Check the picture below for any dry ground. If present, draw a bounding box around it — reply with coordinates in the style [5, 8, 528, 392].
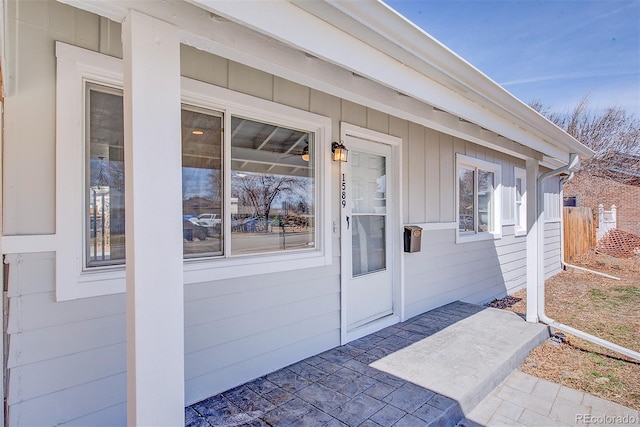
[488, 250, 640, 411]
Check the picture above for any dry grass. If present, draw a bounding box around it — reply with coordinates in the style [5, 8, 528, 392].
[490, 251, 640, 410]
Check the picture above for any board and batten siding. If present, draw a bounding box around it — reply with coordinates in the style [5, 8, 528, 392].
[401, 131, 529, 318]
[544, 221, 563, 278]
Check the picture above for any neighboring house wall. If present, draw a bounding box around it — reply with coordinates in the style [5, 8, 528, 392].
[564, 173, 640, 237]
[2, 2, 561, 425]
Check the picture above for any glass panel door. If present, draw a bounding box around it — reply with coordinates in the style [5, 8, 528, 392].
[344, 141, 393, 332]
[351, 153, 387, 276]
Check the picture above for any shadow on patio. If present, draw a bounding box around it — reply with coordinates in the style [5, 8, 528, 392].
[185, 301, 548, 426]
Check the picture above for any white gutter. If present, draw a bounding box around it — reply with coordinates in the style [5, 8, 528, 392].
[537, 156, 640, 361]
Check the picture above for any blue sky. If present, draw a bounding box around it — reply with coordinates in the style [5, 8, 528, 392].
[384, 0, 640, 118]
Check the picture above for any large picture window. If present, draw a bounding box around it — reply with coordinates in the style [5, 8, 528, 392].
[56, 42, 331, 300]
[84, 98, 319, 261]
[230, 116, 314, 255]
[457, 154, 501, 241]
[180, 112, 316, 257]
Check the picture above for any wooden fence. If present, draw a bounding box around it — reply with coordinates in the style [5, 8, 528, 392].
[563, 207, 596, 262]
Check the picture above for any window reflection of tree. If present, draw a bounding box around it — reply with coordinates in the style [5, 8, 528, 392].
[233, 173, 311, 231]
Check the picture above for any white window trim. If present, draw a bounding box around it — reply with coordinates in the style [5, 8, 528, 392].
[514, 166, 527, 236]
[56, 42, 332, 301]
[455, 153, 502, 243]
[180, 79, 332, 284]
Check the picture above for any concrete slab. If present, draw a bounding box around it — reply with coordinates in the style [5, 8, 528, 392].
[370, 306, 549, 413]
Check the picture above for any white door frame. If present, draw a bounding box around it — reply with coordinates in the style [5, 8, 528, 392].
[340, 122, 403, 344]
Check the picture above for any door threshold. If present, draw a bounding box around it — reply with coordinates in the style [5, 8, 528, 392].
[343, 314, 400, 345]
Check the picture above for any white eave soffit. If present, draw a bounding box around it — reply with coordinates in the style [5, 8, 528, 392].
[187, 0, 590, 163]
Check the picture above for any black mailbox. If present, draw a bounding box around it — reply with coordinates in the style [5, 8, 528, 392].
[404, 225, 422, 253]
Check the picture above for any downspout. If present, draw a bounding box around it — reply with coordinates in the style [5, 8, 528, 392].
[559, 174, 620, 281]
[537, 154, 640, 361]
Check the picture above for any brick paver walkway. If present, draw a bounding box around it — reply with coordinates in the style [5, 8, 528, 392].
[464, 370, 640, 427]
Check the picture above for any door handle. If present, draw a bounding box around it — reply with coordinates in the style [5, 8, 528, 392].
[346, 216, 350, 230]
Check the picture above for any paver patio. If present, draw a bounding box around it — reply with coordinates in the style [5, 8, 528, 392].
[185, 301, 637, 426]
[185, 302, 513, 426]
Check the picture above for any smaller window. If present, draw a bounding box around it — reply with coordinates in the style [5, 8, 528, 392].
[86, 84, 126, 268]
[181, 106, 224, 258]
[457, 154, 501, 241]
[514, 167, 527, 235]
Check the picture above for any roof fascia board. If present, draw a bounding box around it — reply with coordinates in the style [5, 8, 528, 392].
[299, 0, 592, 159]
[57, 0, 127, 21]
[188, 0, 575, 162]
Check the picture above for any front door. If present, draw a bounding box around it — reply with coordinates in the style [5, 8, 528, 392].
[341, 134, 396, 342]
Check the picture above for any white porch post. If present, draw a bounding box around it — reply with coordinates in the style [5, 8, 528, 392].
[122, 10, 184, 426]
[525, 159, 539, 323]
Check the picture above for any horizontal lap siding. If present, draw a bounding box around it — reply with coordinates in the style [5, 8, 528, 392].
[183, 268, 341, 404]
[544, 176, 563, 278]
[180, 49, 350, 405]
[5, 254, 127, 426]
[404, 227, 528, 319]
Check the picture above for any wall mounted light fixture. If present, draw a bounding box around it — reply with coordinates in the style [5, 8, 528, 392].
[301, 145, 310, 162]
[331, 141, 348, 163]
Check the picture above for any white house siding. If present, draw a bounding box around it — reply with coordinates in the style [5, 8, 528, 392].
[5, 253, 127, 426]
[544, 221, 563, 278]
[401, 131, 529, 319]
[2, 5, 342, 422]
[403, 226, 527, 319]
[543, 176, 563, 278]
[2, 1, 564, 425]
[3, 2, 128, 425]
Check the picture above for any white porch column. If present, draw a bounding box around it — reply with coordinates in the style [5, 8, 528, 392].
[525, 159, 539, 323]
[122, 10, 184, 426]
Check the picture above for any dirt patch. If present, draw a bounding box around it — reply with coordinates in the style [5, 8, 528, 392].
[488, 250, 640, 410]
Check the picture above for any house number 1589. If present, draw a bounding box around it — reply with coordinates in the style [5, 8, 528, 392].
[341, 173, 347, 208]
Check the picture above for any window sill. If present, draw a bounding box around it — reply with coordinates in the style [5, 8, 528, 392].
[514, 228, 527, 237]
[456, 231, 502, 244]
[58, 250, 331, 301]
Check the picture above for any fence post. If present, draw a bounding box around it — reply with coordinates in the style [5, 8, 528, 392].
[611, 204, 617, 225]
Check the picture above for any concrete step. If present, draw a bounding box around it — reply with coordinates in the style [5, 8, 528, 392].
[370, 302, 550, 426]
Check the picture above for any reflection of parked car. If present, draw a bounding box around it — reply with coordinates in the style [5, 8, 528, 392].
[459, 214, 473, 231]
[183, 218, 208, 241]
[192, 213, 221, 227]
